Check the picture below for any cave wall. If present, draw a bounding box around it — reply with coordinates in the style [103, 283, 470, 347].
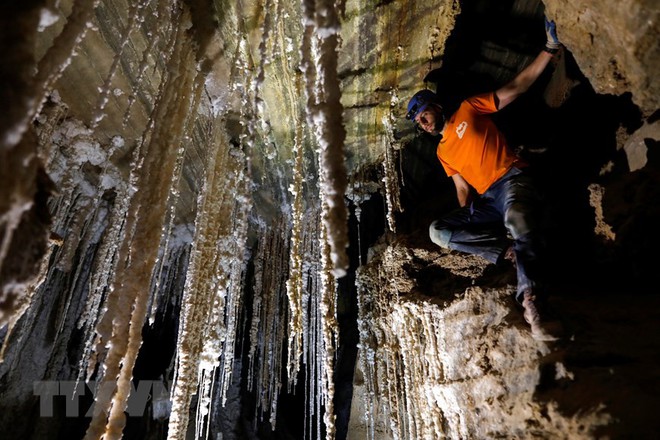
[0, 0, 658, 439]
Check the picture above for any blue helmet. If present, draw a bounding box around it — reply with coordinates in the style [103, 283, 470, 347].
[406, 89, 437, 120]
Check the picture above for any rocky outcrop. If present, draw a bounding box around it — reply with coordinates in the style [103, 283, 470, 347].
[544, 0, 659, 115]
[351, 235, 660, 439]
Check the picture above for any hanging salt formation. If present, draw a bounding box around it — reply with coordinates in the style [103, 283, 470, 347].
[247, 219, 290, 429]
[44, 115, 135, 388]
[83, 5, 203, 439]
[356, 245, 467, 440]
[289, 205, 338, 440]
[226, 0, 350, 435]
[300, 0, 349, 278]
[286, 92, 306, 386]
[355, 240, 613, 439]
[381, 104, 403, 233]
[167, 129, 251, 440]
[157, 3, 256, 438]
[3, 0, 348, 437]
[297, 0, 349, 437]
[316, 219, 338, 440]
[122, 0, 170, 128]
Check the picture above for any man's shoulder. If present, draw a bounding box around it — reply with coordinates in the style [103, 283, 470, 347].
[464, 92, 496, 105]
[462, 92, 497, 114]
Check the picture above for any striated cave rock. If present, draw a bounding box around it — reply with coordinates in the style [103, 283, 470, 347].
[0, 0, 659, 439]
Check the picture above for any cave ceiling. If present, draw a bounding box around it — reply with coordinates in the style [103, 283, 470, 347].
[30, 0, 659, 226]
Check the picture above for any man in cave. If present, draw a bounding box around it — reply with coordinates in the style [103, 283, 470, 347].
[405, 17, 563, 341]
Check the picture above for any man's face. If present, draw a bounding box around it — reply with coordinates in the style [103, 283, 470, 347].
[415, 106, 441, 135]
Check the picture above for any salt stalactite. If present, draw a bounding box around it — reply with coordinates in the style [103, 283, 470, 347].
[161, 55, 250, 439]
[286, 103, 306, 387]
[286, 202, 339, 440]
[355, 187, 363, 266]
[145, 224, 191, 330]
[310, 266, 321, 440]
[83, 7, 201, 439]
[228, 16, 294, 432]
[254, 0, 274, 107]
[148, 66, 205, 326]
[297, 0, 348, 431]
[215, 173, 251, 406]
[91, 0, 150, 128]
[381, 105, 403, 233]
[301, 207, 321, 439]
[299, 0, 349, 278]
[296, 206, 320, 440]
[28, 103, 133, 382]
[42, 119, 111, 274]
[356, 247, 414, 439]
[188, 166, 251, 438]
[345, 172, 381, 267]
[79, 186, 131, 382]
[224, 17, 295, 431]
[167, 117, 251, 440]
[203, 164, 250, 421]
[246, 242, 263, 393]
[246, 219, 290, 430]
[249, 0, 292, 206]
[121, 32, 158, 128]
[247, 213, 311, 433]
[318, 217, 338, 440]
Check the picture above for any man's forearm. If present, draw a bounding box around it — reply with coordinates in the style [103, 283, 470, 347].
[456, 187, 470, 207]
[514, 50, 554, 93]
[451, 174, 471, 207]
[496, 50, 554, 109]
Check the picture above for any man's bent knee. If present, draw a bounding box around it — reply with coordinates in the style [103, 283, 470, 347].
[429, 221, 452, 248]
[504, 204, 534, 239]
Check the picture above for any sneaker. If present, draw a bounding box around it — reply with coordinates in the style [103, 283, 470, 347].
[522, 290, 563, 341]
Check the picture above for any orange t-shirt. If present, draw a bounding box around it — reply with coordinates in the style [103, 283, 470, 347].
[437, 92, 524, 194]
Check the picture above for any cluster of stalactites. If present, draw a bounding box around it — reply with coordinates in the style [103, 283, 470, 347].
[247, 218, 291, 429]
[240, 0, 346, 436]
[247, 202, 339, 440]
[167, 128, 251, 440]
[1, 0, 347, 438]
[0, 0, 217, 438]
[286, 97, 306, 387]
[1, 5, 200, 440]
[83, 4, 205, 439]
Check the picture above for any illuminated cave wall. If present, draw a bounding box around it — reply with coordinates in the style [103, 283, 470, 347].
[0, 0, 659, 439]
